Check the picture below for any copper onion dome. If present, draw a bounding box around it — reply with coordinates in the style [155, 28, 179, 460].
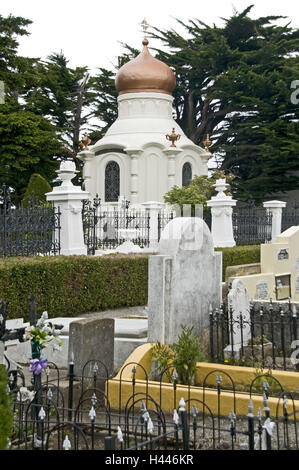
[115, 38, 176, 95]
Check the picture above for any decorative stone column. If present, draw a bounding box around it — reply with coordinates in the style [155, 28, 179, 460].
[126, 148, 142, 204]
[141, 201, 166, 250]
[200, 150, 212, 176]
[46, 161, 89, 255]
[263, 200, 287, 242]
[207, 179, 237, 248]
[79, 150, 94, 193]
[163, 148, 182, 189]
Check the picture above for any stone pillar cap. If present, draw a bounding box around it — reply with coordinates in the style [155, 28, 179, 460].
[141, 201, 166, 209]
[207, 198, 237, 207]
[263, 200, 287, 208]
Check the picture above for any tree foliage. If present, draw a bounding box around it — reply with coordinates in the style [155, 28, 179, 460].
[0, 7, 298, 202]
[0, 15, 60, 201]
[149, 6, 299, 201]
[164, 170, 235, 209]
[22, 173, 52, 207]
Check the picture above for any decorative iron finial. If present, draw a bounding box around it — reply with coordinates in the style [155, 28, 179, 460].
[79, 132, 91, 151]
[203, 133, 212, 152]
[166, 128, 181, 148]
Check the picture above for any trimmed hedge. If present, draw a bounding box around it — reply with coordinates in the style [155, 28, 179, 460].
[0, 366, 13, 450]
[0, 246, 260, 320]
[216, 245, 260, 281]
[0, 254, 149, 321]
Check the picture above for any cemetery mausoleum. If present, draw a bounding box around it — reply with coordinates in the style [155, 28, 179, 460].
[78, 38, 211, 205]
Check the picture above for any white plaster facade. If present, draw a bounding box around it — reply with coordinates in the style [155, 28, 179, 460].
[78, 91, 211, 205]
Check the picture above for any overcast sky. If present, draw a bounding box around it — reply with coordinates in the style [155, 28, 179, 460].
[1, 0, 299, 73]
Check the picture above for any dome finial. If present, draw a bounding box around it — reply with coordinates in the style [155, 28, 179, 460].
[140, 19, 150, 46]
[115, 18, 176, 96]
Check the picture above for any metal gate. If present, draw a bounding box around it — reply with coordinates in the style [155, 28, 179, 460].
[232, 204, 272, 245]
[82, 196, 150, 254]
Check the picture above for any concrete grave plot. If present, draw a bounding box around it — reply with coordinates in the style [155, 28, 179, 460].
[228, 226, 299, 302]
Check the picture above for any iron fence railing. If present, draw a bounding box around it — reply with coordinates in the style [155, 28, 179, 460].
[82, 197, 150, 254]
[157, 210, 174, 241]
[1, 294, 299, 451]
[0, 295, 298, 451]
[232, 204, 272, 245]
[282, 204, 299, 232]
[209, 299, 299, 372]
[0, 184, 60, 257]
[5, 356, 299, 451]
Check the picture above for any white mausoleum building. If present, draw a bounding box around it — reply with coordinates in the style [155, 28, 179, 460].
[78, 38, 211, 205]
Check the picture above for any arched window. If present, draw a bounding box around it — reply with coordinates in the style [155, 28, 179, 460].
[105, 161, 120, 202]
[182, 162, 192, 187]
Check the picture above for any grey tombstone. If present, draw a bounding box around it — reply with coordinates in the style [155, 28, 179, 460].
[68, 318, 114, 377]
[147, 217, 222, 345]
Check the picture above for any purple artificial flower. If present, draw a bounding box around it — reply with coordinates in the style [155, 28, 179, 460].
[29, 358, 48, 375]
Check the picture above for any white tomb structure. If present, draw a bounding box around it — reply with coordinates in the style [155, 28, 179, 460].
[78, 38, 211, 205]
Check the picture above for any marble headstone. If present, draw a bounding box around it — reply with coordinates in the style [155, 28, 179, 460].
[147, 217, 222, 345]
[225, 278, 251, 357]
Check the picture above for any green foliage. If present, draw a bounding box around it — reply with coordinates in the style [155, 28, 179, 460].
[149, 6, 299, 201]
[0, 246, 259, 318]
[22, 173, 52, 207]
[0, 254, 149, 320]
[164, 170, 235, 214]
[152, 326, 210, 385]
[151, 343, 175, 383]
[0, 15, 61, 201]
[248, 335, 270, 346]
[172, 326, 205, 385]
[0, 103, 60, 203]
[215, 245, 260, 281]
[0, 366, 13, 450]
[247, 364, 281, 395]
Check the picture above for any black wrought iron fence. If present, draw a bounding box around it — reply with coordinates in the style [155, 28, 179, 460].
[209, 300, 299, 371]
[5, 356, 299, 451]
[82, 197, 150, 254]
[232, 204, 272, 245]
[0, 184, 61, 257]
[157, 210, 174, 241]
[282, 203, 299, 232]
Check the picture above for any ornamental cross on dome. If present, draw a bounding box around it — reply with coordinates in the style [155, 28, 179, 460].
[140, 18, 149, 38]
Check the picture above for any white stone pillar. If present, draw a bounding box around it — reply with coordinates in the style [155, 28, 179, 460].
[263, 200, 287, 242]
[79, 150, 94, 193]
[200, 150, 212, 176]
[126, 148, 142, 204]
[163, 148, 182, 189]
[141, 201, 166, 250]
[207, 179, 237, 248]
[46, 161, 89, 256]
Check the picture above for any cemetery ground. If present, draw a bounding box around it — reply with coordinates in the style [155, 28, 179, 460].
[2, 218, 299, 451]
[5, 310, 299, 452]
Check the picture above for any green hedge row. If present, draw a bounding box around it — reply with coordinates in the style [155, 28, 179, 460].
[0, 366, 13, 450]
[0, 254, 149, 321]
[0, 246, 260, 320]
[216, 245, 260, 280]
